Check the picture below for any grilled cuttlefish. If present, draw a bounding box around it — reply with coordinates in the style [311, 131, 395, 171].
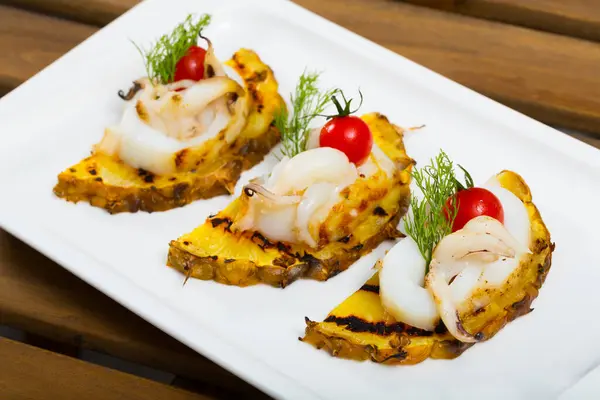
[54, 19, 284, 213]
[302, 170, 553, 364]
[168, 112, 414, 287]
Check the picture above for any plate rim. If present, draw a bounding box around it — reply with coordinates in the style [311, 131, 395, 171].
[1, 0, 599, 399]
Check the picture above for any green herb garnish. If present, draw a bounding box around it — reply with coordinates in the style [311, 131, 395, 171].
[404, 150, 462, 270]
[275, 70, 337, 158]
[322, 89, 363, 119]
[454, 164, 474, 191]
[133, 14, 211, 85]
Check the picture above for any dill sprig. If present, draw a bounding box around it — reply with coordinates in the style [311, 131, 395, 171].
[133, 14, 211, 84]
[404, 150, 461, 270]
[275, 71, 337, 158]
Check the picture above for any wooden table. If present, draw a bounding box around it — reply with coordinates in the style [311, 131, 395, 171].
[1, 0, 599, 398]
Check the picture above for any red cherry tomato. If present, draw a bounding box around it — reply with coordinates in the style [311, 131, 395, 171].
[174, 45, 207, 82]
[444, 187, 504, 232]
[319, 116, 373, 165]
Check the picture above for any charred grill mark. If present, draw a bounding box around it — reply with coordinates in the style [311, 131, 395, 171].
[169, 177, 177, 182]
[299, 253, 320, 268]
[183, 241, 190, 246]
[373, 206, 388, 217]
[69, 168, 76, 173]
[405, 327, 433, 337]
[249, 87, 260, 102]
[137, 168, 155, 183]
[324, 315, 433, 337]
[351, 244, 364, 252]
[277, 242, 290, 253]
[338, 235, 352, 244]
[210, 217, 233, 232]
[380, 350, 408, 363]
[360, 284, 380, 294]
[174, 149, 188, 168]
[324, 315, 396, 335]
[94, 177, 103, 182]
[224, 259, 235, 264]
[206, 65, 215, 78]
[251, 231, 273, 250]
[534, 238, 548, 252]
[89, 169, 97, 176]
[472, 307, 486, 316]
[210, 255, 218, 261]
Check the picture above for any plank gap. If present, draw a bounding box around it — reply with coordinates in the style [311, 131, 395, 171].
[399, 0, 600, 42]
[0, 0, 137, 26]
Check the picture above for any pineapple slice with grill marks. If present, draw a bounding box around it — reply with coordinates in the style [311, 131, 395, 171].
[167, 113, 414, 287]
[53, 49, 284, 213]
[301, 170, 554, 364]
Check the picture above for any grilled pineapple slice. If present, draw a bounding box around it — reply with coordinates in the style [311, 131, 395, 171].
[168, 113, 414, 287]
[54, 49, 284, 213]
[301, 170, 554, 364]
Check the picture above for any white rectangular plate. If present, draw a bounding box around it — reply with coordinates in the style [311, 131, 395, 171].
[2, 0, 600, 398]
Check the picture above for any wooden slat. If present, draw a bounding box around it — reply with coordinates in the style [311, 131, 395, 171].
[4, 1, 600, 137]
[0, 6, 94, 94]
[0, 337, 210, 400]
[0, 0, 136, 26]
[401, 0, 600, 42]
[0, 231, 268, 399]
[293, 0, 600, 136]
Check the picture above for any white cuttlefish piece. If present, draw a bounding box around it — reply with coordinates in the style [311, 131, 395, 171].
[425, 214, 531, 342]
[95, 39, 249, 176]
[233, 137, 400, 248]
[379, 235, 439, 331]
[379, 175, 531, 341]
